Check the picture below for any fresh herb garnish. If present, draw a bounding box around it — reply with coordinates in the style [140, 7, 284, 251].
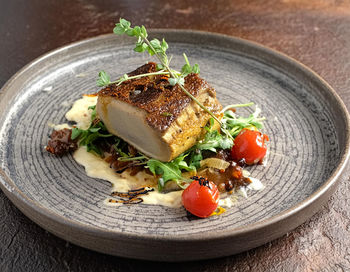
[88, 105, 97, 121]
[147, 159, 184, 191]
[71, 105, 113, 155]
[196, 130, 233, 152]
[71, 122, 113, 156]
[97, 18, 233, 140]
[147, 157, 193, 191]
[97, 70, 171, 87]
[222, 104, 265, 137]
[96, 71, 111, 87]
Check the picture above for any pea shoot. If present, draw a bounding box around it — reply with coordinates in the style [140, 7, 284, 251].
[97, 18, 233, 140]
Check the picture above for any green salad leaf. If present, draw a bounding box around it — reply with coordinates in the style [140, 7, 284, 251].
[223, 104, 265, 137]
[196, 130, 233, 152]
[71, 105, 113, 156]
[147, 159, 184, 191]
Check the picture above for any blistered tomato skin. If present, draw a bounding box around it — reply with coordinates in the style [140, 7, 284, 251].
[182, 179, 219, 218]
[231, 129, 268, 165]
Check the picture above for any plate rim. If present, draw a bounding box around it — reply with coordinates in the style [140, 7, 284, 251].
[1, 29, 350, 244]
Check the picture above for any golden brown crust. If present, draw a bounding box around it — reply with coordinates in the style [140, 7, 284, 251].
[98, 62, 220, 132]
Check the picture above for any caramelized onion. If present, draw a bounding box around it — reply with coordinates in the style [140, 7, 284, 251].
[200, 158, 230, 170]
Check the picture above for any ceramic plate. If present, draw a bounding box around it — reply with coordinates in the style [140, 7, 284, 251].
[0, 31, 349, 261]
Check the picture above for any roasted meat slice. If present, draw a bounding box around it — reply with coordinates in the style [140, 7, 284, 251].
[96, 62, 222, 162]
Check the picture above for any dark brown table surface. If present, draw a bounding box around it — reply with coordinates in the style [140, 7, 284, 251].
[1, 0, 350, 271]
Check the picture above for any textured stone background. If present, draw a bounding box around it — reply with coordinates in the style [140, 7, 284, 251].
[1, 0, 350, 271]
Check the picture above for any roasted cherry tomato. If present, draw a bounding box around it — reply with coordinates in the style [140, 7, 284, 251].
[231, 129, 269, 165]
[182, 177, 219, 218]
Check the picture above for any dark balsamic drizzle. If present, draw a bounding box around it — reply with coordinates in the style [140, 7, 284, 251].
[109, 187, 155, 204]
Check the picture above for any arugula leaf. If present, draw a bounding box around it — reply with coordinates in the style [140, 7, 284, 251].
[173, 154, 196, 172]
[147, 159, 184, 191]
[147, 159, 182, 180]
[145, 152, 198, 191]
[188, 150, 203, 169]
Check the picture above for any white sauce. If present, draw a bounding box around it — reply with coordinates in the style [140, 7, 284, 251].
[56, 95, 265, 209]
[219, 194, 237, 208]
[65, 95, 97, 129]
[248, 177, 265, 191]
[47, 121, 70, 131]
[73, 146, 183, 207]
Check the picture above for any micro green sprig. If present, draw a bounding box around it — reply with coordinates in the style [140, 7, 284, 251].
[96, 70, 171, 87]
[105, 18, 233, 140]
[111, 19, 199, 86]
[222, 103, 266, 137]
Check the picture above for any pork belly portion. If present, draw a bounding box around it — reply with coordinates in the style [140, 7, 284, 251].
[97, 62, 222, 162]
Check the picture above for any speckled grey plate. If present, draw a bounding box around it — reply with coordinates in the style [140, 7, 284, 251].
[0, 31, 349, 261]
